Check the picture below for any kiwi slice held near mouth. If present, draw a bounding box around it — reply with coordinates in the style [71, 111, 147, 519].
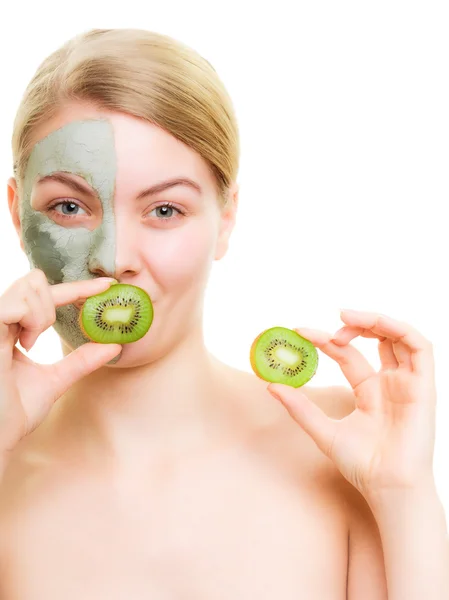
[250, 326, 318, 388]
[80, 283, 154, 344]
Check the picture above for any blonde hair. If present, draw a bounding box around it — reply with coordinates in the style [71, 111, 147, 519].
[11, 28, 240, 208]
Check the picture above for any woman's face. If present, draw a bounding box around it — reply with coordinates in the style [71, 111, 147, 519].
[10, 103, 237, 367]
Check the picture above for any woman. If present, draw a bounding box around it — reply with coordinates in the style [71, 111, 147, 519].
[0, 28, 447, 599]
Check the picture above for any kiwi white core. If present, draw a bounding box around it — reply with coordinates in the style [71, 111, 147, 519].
[276, 347, 299, 366]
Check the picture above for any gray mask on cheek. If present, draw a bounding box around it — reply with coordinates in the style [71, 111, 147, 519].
[19, 119, 117, 353]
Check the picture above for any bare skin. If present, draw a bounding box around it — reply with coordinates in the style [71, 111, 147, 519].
[0, 366, 386, 600]
[1, 103, 388, 598]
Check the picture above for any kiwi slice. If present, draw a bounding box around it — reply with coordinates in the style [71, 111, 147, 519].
[250, 326, 318, 388]
[80, 283, 153, 344]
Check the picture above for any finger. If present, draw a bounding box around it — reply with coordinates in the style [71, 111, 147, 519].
[332, 325, 405, 370]
[378, 339, 401, 370]
[0, 298, 40, 359]
[294, 327, 376, 391]
[18, 288, 46, 351]
[268, 384, 339, 459]
[0, 324, 15, 372]
[50, 278, 117, 309]
[0, 322, 20, 351]
[45, 342, 122, 401]
[27, 268, 51, 291]
[34, 276, 57, 328]
[12, 344, 34, 366]
[0, 279, 49, 332]
[339, 310, 432, 375]
[0, 308, 29, 374]
[22, 279, 58, 351]
[332, 325, 381, 345]
[12, 324, 23, 345]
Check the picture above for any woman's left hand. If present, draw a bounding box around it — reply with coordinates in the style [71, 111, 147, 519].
[267, 309, 437, 500]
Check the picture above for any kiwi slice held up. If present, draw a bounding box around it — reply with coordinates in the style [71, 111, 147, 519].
[250, 326, 318, 388]
[80, 283, 153, 344]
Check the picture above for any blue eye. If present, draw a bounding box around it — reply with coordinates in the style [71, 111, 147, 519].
[148, 202, 185, 221]
[50, 200, 87, 218]
[154, 205, 175, 218]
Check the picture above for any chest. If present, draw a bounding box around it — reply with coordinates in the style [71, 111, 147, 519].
[0, 451, 349, 599]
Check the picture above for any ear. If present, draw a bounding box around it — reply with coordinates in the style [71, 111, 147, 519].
[7, 177, 25, 252]
[214, 181, 239, 261]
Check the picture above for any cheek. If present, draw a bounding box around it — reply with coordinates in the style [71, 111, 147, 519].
[145, 224, 215, 286]
[22, 216, 98, 284]
[25, 225, 69, 284]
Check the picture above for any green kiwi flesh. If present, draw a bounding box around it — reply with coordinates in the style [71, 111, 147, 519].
[251, 326, 318, 387]
[81, 283, 153, 344]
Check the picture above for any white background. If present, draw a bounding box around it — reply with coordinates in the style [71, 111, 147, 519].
[0, 1, 448, 513]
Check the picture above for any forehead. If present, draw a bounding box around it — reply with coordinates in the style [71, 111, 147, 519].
[24, 119, 116, 205]
[26, 105, 216, 195]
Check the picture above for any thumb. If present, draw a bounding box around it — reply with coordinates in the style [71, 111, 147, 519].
[268, 384, 339, 459]
[47, 342, 122, 399]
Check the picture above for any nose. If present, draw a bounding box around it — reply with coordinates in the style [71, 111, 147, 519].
[88, 215, 142, 280]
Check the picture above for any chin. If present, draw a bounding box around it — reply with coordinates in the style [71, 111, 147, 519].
[104, 335, 162, 369]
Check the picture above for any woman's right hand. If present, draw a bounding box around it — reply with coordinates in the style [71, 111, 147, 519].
[0, 269, 122, 456]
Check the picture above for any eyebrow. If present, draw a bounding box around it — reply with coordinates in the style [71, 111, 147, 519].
[36, 172, 203, 199]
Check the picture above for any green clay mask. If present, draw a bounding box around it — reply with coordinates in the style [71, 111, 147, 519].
[20, 119, 117, 351]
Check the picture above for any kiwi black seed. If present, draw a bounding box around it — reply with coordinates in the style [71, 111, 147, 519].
[250, 326, 318, 388]
[80, 283, 153, 344]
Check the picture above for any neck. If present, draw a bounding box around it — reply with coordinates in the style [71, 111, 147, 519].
[49, 323, 247, 467]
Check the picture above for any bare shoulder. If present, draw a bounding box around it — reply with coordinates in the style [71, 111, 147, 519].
[232, 366, 355, 481]
[243, 368, 384, 524]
